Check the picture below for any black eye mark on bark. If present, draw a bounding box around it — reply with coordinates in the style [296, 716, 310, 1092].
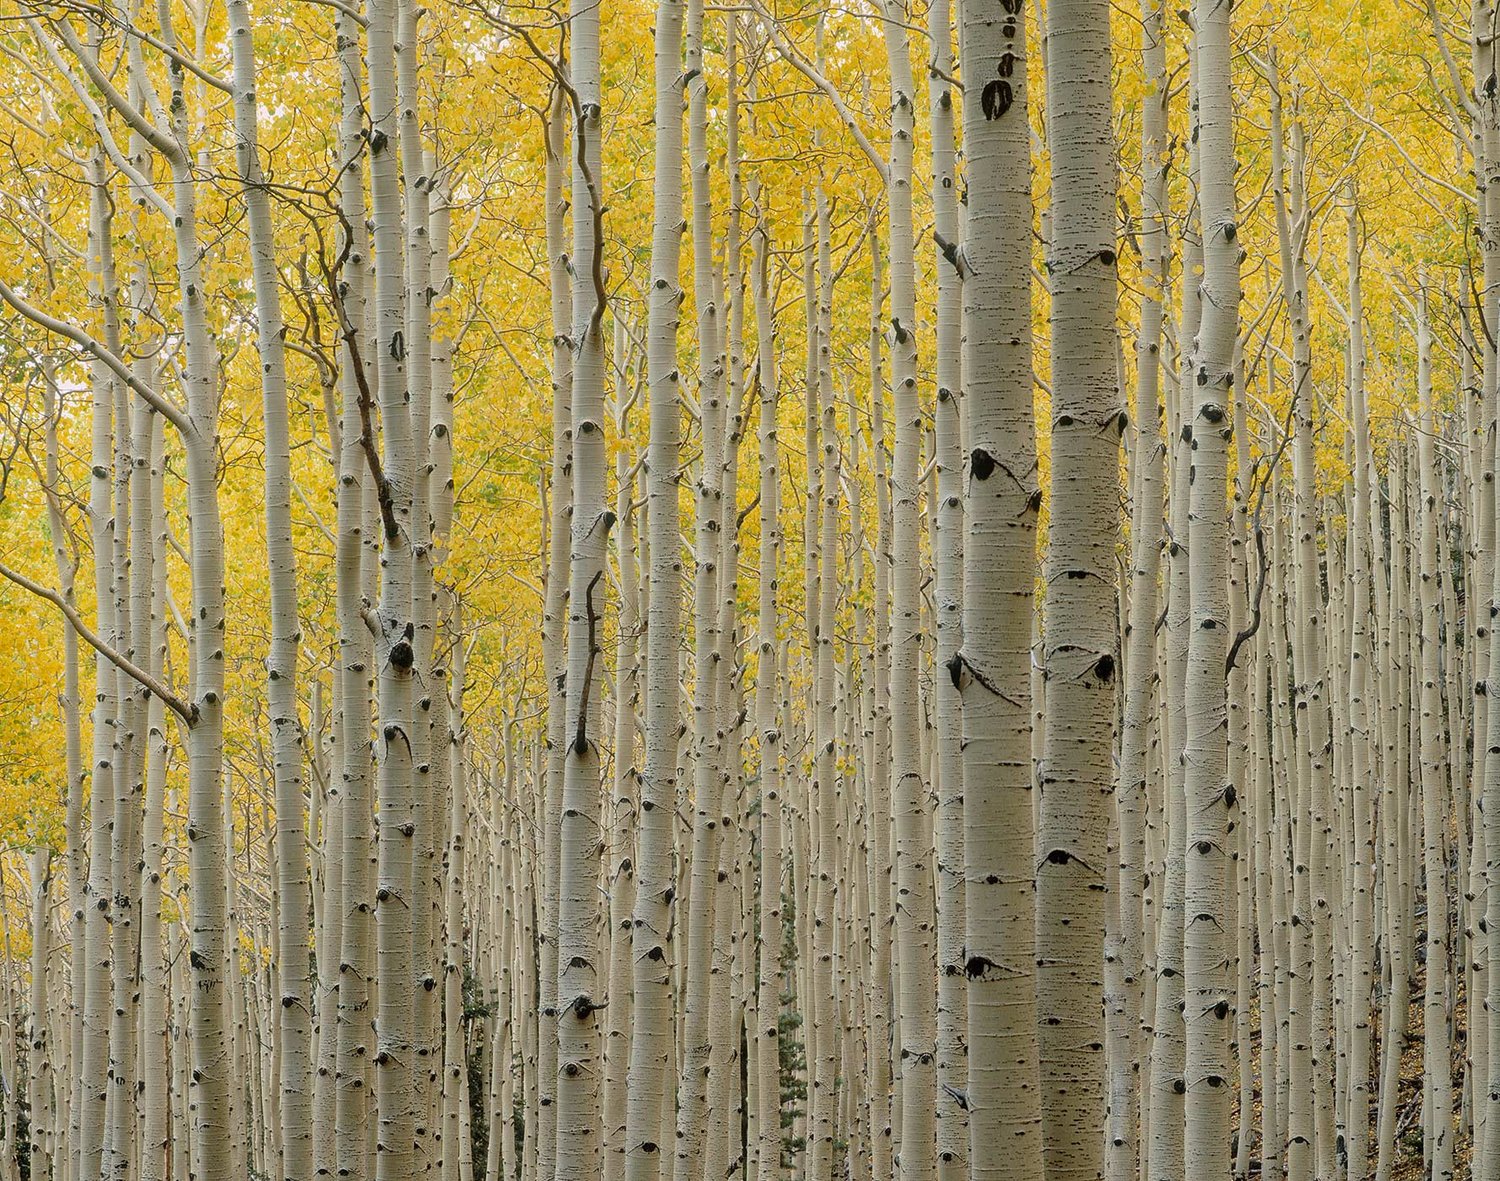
[982, 80, 1013, 120]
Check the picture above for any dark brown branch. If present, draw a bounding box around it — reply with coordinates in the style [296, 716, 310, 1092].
[736, 490, 763, 532]
[572, 569, 606, 756]
[314, 243, 401, 542]
[1225, 394, 1299, 674]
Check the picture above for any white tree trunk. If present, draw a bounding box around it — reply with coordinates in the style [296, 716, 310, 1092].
[1037, 0, 1121, 1171]
[1182, 0, 1238, 1171]
[227, 8, 314, 1173]
[957, 0, 1043, 1173]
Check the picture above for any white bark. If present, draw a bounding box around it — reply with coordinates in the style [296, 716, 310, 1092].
[1416, 284, 1456, 1180]
[928, 1, 967, 1172]
[752, 214, 784, 1181]
[227, 8, 315, 1174]
[1037, 0, 1121, 1170]
[622, 0, 688, 1164]
[958, 0, 1043, 1172]
[1182, 0, 1238, 1170]
[553, 0, 610, 1170]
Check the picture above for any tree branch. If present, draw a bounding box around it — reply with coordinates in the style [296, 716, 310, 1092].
[0, 560, 197, 725]
[0, 273, 192, 436]
[748, 1, 890, 183]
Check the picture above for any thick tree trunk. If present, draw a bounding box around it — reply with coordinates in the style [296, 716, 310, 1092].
[1037, 0, 1121, 1172]
[958, 0, 1043, 1173]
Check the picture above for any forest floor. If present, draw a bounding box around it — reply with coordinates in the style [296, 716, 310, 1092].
[1238, 962, 1467, 1179]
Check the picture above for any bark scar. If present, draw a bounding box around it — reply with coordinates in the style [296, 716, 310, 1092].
[951, 651, 1022, 707]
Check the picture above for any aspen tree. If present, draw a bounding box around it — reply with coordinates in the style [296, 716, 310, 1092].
[1182, 0, 1238, 1168]
[332, 6, 378, 1173]
[852, 228, 882, 1181]
[1115, 0, 1169, 1166]
[1270, 485, 1300, 1165]
[1479, 19, 1500, 1166]
[928, 0, 967, 1168]
[1472, 3, 1500, 1157]
[0, 54, 148, 1155]
[87, 37, 170, 1165]
[38, 338, 80, 1181]
[672, 0, 738, 1170]
[866, 230, 896, 1181]
[80, 145, 120, 1181]
[1269, 68, 1322, 1181]
[1251, 528, 1282, 1181]
[805, 180, 840, 1181]
[1464, 305, 1489, 1152]
[104, 178, 149, 1181]
[623, 0, 688, 1159]
[850, 326, 889, 1181]
[752, 215, 785, 1181]
[39, 316, 86, 1181]
[957, 0, 1043, 1171]
[105, 322, 155, 1181]
[1411, 284, 1458, 1181]
[538, 79, 574, 1181]
[1364, 341, 1402, 1173]
[226, 794, 249, 1180]
[873, 1, 938, 1172]
[1365, 383, 1401, 1181]
[703, 33, 752, 1177]
[603, 389, 641, 1181]
[1228, 359, 1255, 1181]
[28, 849, 52, 1178]
[399, 0, 443, 1156]
[1036, 0, 1121, 1168]
[1117, 381, 1164, 1181]
[227, 6, 314, 1172]
[1334, 189, 1377, 1181]
[437, 665, 466, 1181]
[553, 0, 609, 1163]
[1310, 489, 1337, 1181]
[1374, 433, 1412, 1180]
[489, 751, 521, 1181]
[11, 8, 1500, 1181]
[364, 0, 423, 1176]
[25, 166, 74, 1166]
[1150, 60, 1200, 1181]
[314, 672, 343, 1178]
[432, 176, 467, 1181]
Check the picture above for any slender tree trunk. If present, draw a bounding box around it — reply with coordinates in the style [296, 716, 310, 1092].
[1410, 282, 1457, 1181]
[1114, 0, 1168, 1163]
[79, 145, 121, 1181]
[928, 2, 967, 1173]
[622, 0, 687, 1163]
[603, 405, 640, 1181]
[228, 8, 314, 1173]
[1182, 0, 1238, 1170]
[554, 0, 610, 1159]
[332, 8, 377, 1175]
[752, 214, 784, 1181]
[366, 0, 421, 1173]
